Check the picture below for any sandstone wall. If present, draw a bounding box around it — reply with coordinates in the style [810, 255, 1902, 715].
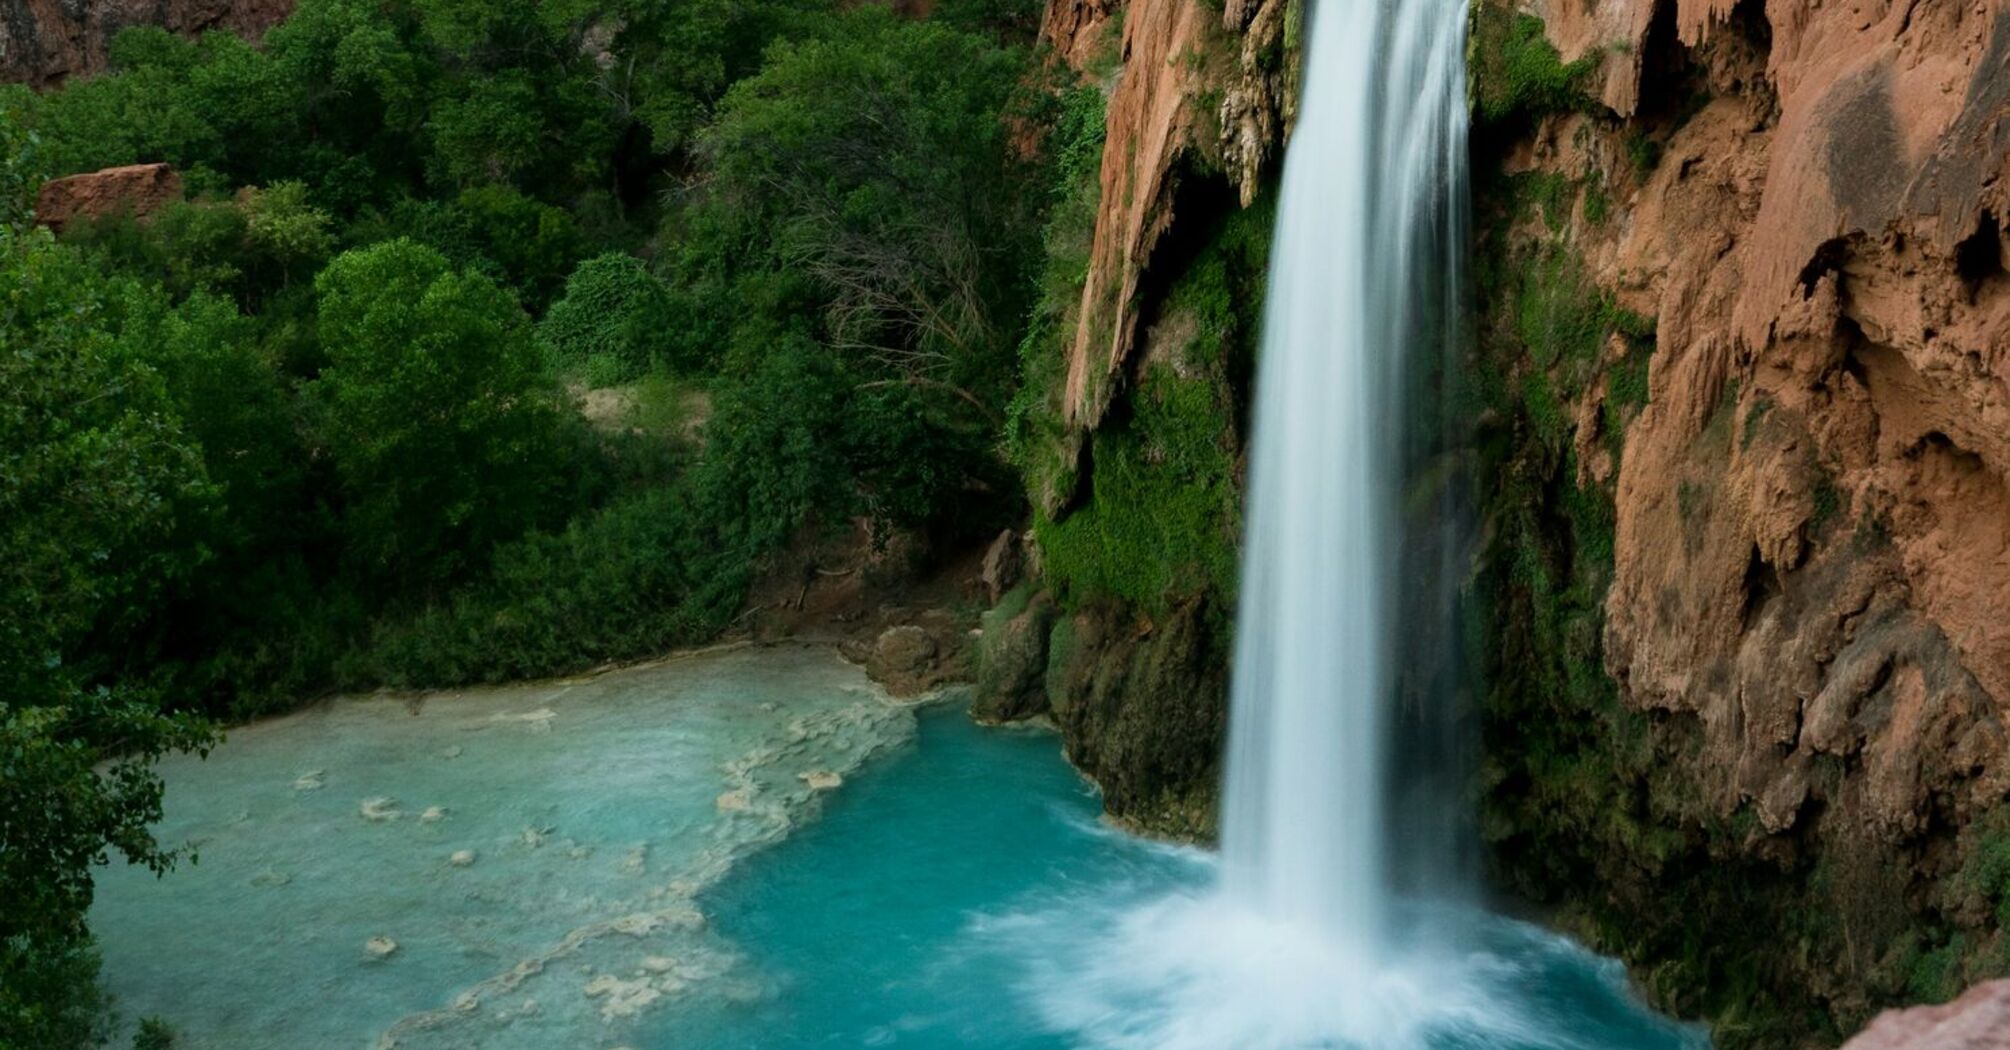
[1471, 0, 2010, 1040]
[1, 0, 291, 86]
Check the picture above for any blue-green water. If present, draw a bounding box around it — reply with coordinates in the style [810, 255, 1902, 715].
[657, 703, 1707, 1050]
[91, 649, 1705, 1049]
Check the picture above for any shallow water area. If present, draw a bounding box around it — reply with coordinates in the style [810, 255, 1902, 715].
[89, 645, 913, 1049]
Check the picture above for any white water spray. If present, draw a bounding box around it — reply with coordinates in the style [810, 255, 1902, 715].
[1221, 0, 1470, 960]
[1018, 2, 1502, 1046]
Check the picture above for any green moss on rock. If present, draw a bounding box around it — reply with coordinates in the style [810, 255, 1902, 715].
[1470, 7, 1597, 126]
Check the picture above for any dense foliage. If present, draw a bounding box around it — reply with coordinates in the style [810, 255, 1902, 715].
[0, 0, 1069, 1039]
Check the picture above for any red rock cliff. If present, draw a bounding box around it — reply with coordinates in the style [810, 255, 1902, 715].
[1, 0, 292, 87]
[1472, 0, 2010, 1039]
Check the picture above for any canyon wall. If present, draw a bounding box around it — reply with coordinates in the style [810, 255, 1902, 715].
[988, 0, 2010, 1044]
[1472, 0, 2010, 1041]
[978, 0, 1295, 837]
[1, 0, 291, 86]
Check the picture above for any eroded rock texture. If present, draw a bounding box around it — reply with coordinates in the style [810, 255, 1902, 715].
[1581, 0, 2010, 845]
[1474, 0, 2010, 1040]
[0, 0, 291, 86]
[1053, 0, 1292, 436]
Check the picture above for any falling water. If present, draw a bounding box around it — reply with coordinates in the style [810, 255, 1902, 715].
[1222, 0, 1471, 970]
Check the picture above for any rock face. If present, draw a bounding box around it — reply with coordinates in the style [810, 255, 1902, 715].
[971, 591, 1226, 837]
[1564, 0, 2010, 845]
[1016, 0, 2010, 1039]
[1470, 0, 2010, 1040]
[1842, 979, 2010, 1049]
[1048, 0, 1293, 442]
[34, 162, 182, 232]
[0, 0, 292, 86]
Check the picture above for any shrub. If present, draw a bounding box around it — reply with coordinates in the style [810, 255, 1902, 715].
[311, 238, 581, 590]
[538, 252, 675, 383]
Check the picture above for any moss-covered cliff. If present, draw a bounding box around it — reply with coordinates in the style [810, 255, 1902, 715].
[988, 0, 2010, 1044]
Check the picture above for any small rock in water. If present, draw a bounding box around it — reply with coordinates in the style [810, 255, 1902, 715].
[359, 797, 401, 822]
[452, 991, 479, 1012]
[365, 936, 398, 959]
[608, 913, 663, 937]
[619, 845, 648, 875]
[581, 975, 662, 1020]
[441, 745, 463, 759]
[493, 707, 558, 732]
[292, 770, 326, 791]
[798, 770, 842, 791]
[519, 825, 550, 848]
[249, 869, 291, 888]
[715, 789, 752, 812]
[640, 956, 677, 974]
[449, 850, 476, 868]
[419, 805, 447, 823]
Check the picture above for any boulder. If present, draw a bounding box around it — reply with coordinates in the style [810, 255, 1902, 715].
[971, 590, 1056, 723]
[34, 163, 182, 233]
[865, 624, 939, 697]
[979, 529, 1023, 604]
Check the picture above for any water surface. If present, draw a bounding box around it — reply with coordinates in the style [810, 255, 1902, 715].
[91, 649, 1704, 1049]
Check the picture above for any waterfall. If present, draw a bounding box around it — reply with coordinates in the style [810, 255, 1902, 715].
[1018, 3, 1499, 1046]
[1221, 0, 1470, 963]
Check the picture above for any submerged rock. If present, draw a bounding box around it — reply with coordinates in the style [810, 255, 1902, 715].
[492, 708, 558, 732]
[798, 770, 842, 791]
[291, 770, 325, 791]
[448, 850, 476, 868]
[419, 805, 447, 823]
[581, 974, 661, 1019]
[364, 937, 398, 959]
[359, 797, 401, 822]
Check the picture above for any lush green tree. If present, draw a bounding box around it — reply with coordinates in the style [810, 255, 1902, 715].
[699, 7, 1039, 427]
[241, 181, 335, 290]
[538, 251, 675, 381]
[310, 238, 578, 590]
[365, 185, 583, 309]
[0, 120, 217, 1043]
